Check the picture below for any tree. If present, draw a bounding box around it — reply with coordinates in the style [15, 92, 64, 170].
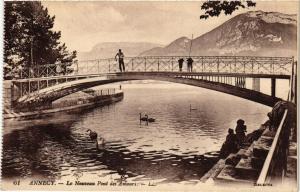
[4, 1, 77, 79]
[200, 1, 256, 19]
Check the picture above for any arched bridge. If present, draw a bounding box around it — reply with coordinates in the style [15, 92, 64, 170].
[10, 56, 296, 109]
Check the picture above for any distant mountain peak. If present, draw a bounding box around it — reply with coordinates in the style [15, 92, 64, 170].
[165, 36, 191, 51]
[246, 10, 297, 25]
[141, 10, 297, 57]
[176, 36, 191, 41]
[78, 42, 163, 60]
[91, 42, 163, 51]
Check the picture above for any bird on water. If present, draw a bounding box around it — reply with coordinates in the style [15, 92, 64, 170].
[139, 113, 155, 123]
[87, 129, 99, 150]
[147, 115, 156, 122]
[190, 104, 197, 111]
[140, 113, 148, 121]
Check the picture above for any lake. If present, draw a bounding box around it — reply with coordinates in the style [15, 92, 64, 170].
[2, 81, 271, 185]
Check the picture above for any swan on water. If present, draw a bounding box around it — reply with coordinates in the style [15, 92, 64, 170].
[87, 129, 99, 149]
[98, 137, 105, 149]
[140, 113, 155, 123]
[147, 115, 156, 122]
[190, 104, 197, 111]
[87, 129, 97, 141]
[140, 113, 148, 121]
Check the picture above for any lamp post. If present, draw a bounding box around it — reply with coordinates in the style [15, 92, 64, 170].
[30, 36, 34, 66]
[29, 36, 34, 77]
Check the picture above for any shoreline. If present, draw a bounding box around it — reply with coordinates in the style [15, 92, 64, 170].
[200, 120, 270, 184]
[4, 92, 124, 119]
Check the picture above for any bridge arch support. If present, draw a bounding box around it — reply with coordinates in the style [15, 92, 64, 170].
[15, 73, 282, 108]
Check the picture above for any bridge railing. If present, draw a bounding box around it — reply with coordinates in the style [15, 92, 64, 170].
[83, 88, 116, 96]
[16, 56, 293, 79]
[18, 62, 76, 79]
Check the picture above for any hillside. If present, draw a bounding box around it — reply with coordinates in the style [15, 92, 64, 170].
[140, 11, 297, 57]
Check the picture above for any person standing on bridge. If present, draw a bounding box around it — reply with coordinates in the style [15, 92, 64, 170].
[178, 58, 184, 72]
[187, 57, 193, 72]
[115, 49, 125, 72]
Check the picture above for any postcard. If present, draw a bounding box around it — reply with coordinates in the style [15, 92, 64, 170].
[2, 1, 298, 191]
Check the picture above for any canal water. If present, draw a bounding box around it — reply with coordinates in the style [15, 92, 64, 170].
[2, 81, 271, 185]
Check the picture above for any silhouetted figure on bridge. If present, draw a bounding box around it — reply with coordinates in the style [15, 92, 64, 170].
[219, 128, 239, 159]
[115, 49, 125, 72]
[178, 58, 184, 72]
[235, 119, 247, 145]
[187, 57, 193, 72]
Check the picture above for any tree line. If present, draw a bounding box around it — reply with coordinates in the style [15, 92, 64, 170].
[4, 1, 77, 79]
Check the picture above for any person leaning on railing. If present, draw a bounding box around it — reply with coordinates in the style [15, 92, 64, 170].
[178, 58, 184, 72]
[267, 101, 288, 131]
[187, 57, 193, 72]
[267, 101, 296, 132]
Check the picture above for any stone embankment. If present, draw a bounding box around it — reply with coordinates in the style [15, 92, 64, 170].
[200, 123, 271, 184]
[201, 102, 297, 186]
[4, 89, 124, 119]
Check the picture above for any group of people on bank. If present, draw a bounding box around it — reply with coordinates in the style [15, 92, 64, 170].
[115, 49, 195, 73]
[219, 119, 247, 159]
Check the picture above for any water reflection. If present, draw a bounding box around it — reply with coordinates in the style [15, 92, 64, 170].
[2, 82, 270, 184]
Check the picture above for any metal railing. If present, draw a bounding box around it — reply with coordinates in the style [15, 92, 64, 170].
[256, 60, 296, 184]
[256, 109, 288, 184]
[16, 56, 294, 79]
[83, 88, 116, 96]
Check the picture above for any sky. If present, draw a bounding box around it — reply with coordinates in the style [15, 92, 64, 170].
[42, 1, 299, 52]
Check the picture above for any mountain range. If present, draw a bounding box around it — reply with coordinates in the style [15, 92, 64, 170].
[77, 42, 163, 60]
[78, 11, 297, 60]
[140, 11, 297, 57]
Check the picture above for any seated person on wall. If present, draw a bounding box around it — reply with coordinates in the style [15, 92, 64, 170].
[235, 119, 247, 146]
[219, 128, 239, 159]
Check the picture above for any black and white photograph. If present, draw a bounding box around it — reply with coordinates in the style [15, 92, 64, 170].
[1, 1, 298, 191]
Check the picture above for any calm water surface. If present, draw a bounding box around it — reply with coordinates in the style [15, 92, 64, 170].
[2, 82, 271, 185]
